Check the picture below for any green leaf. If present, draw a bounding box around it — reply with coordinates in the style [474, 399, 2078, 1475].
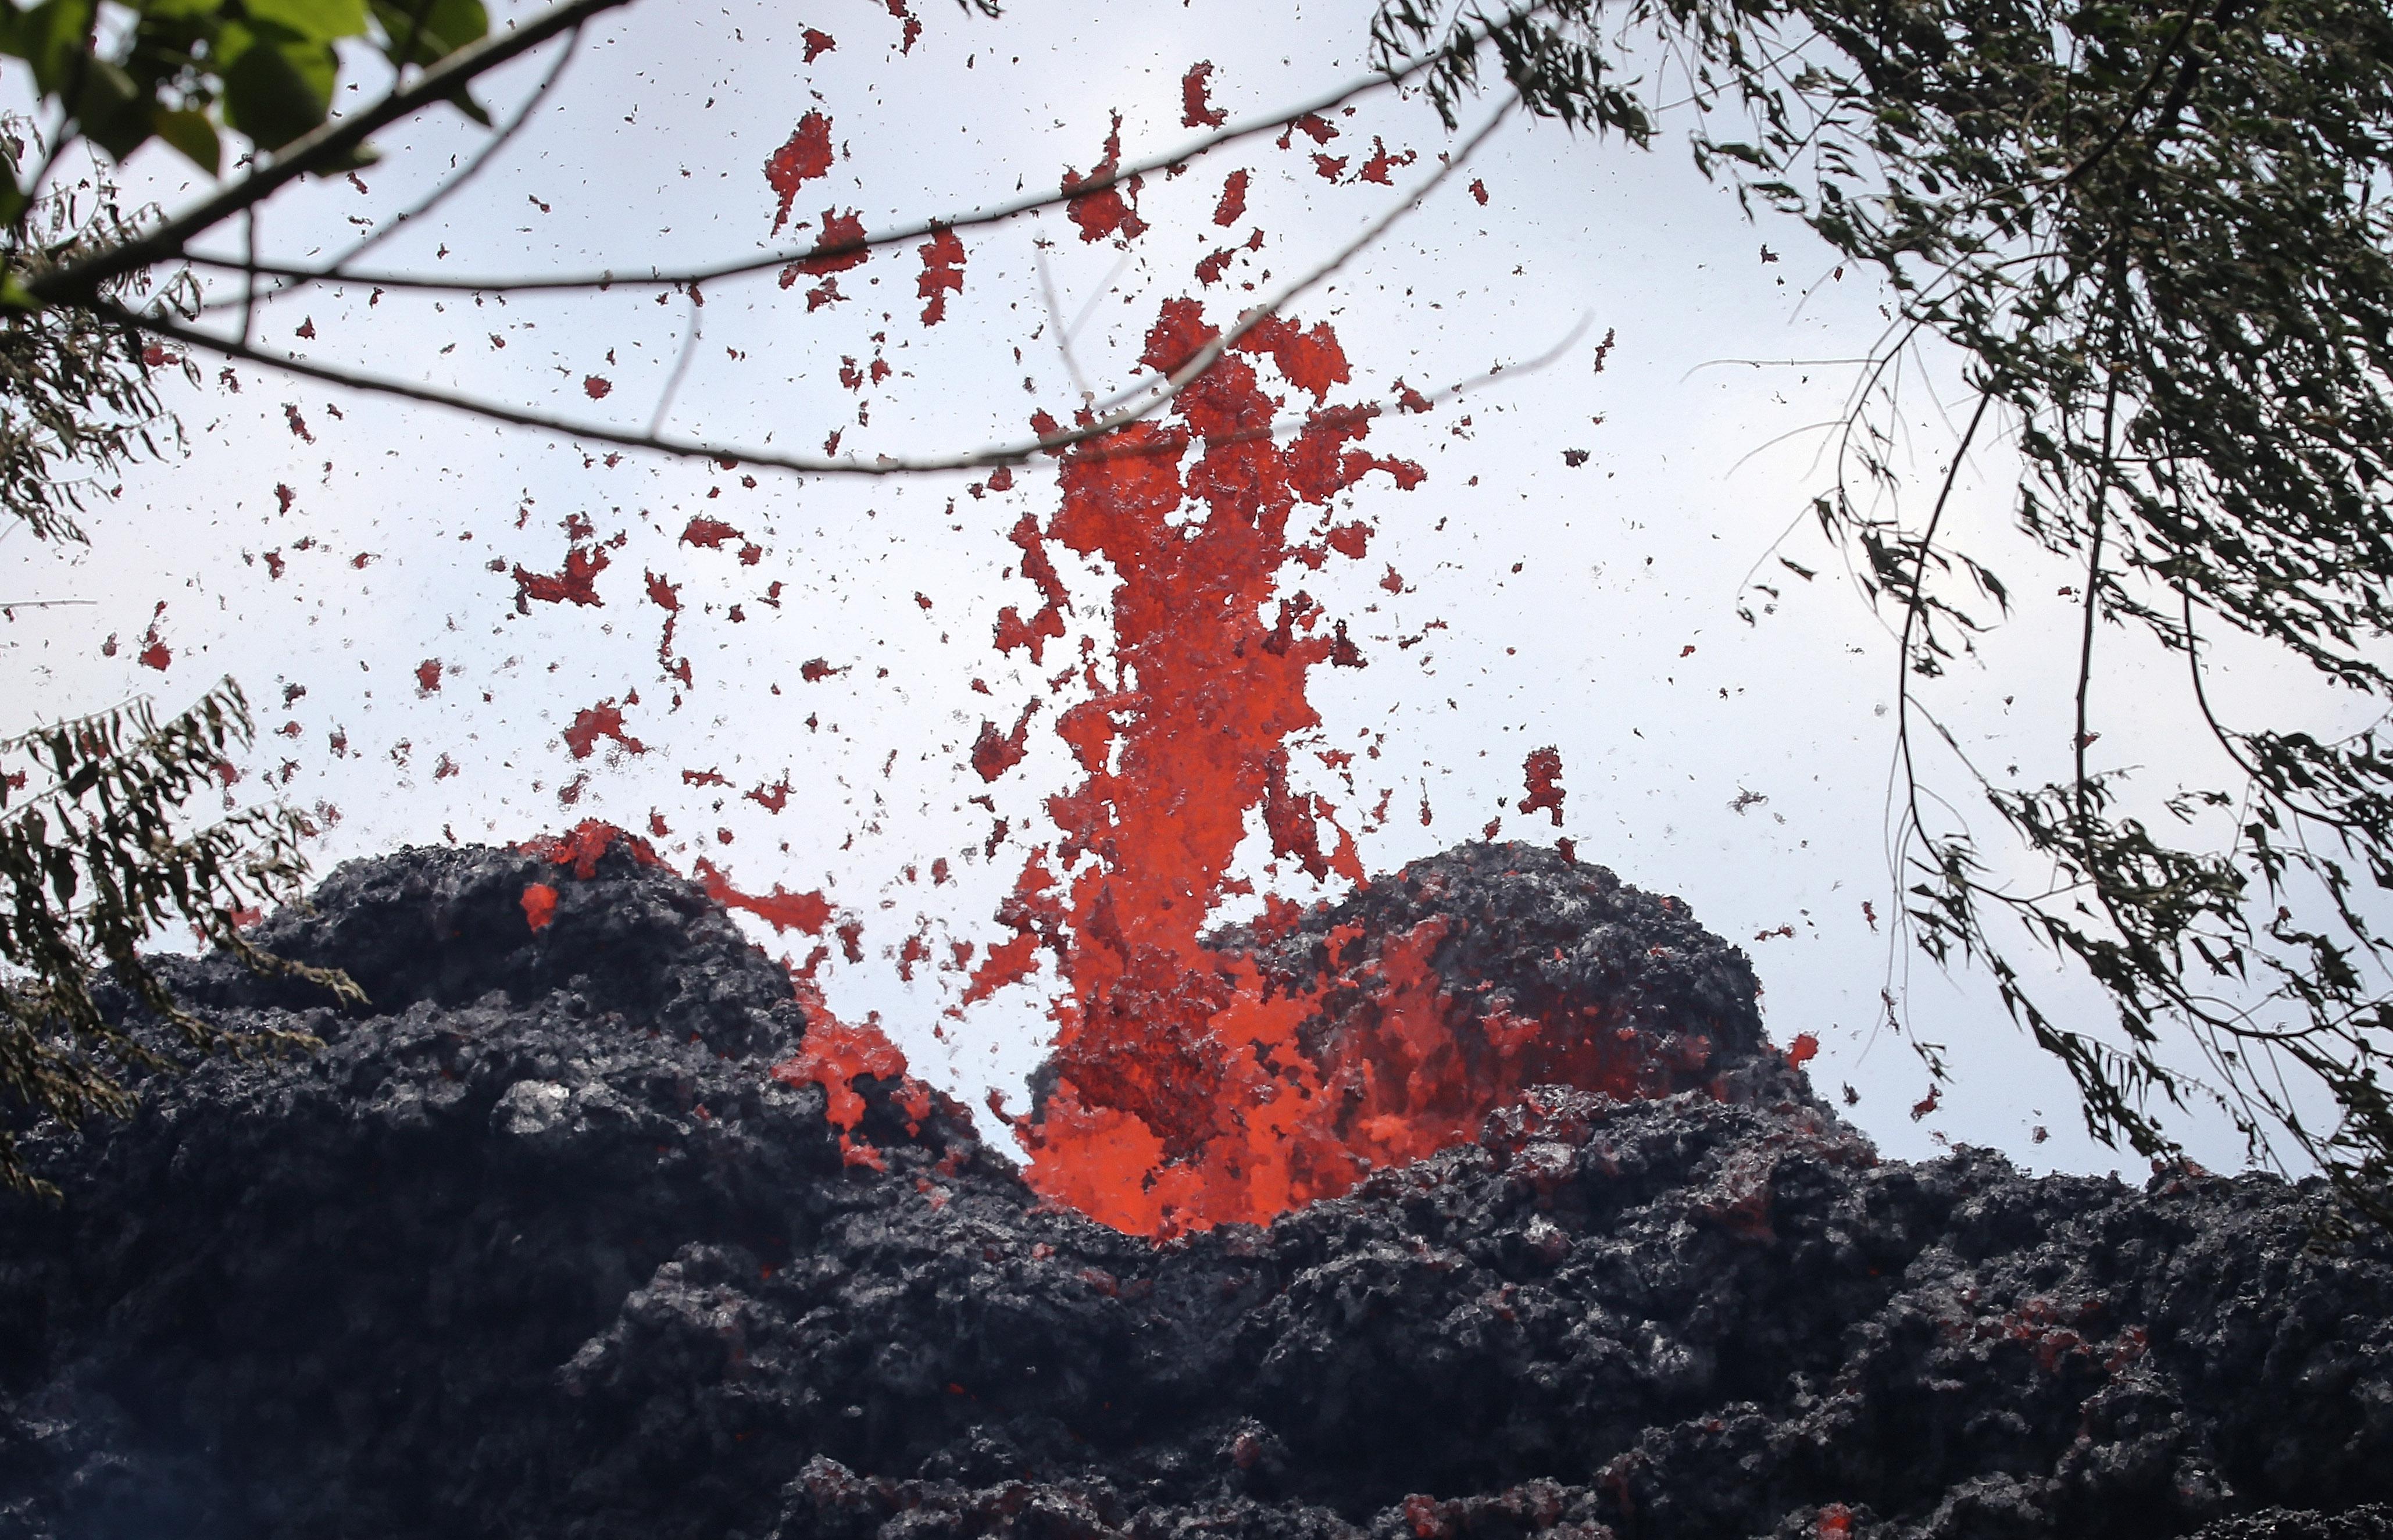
[13, 0, 97, 97]
[74, 56, 153, 159]
[210, 12, 257, 67]
[241, 0, 367, 42]
[306, 137, 380, 173]
[369, 0, 484, 65]
[444, 84, 489, 126]
[151, 104, 222, 173]
[220, 26, 335, 149]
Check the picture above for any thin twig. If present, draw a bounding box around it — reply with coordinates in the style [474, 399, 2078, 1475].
[174, 70, 1387, 297]
[160, 5, 1552, 302]
[103, 101, 1514, 478]
[241, 206, 258, 348]
[1066, 245, 1138, 345]
[28, 0, 638, 306]
[1680, 355, 1881, 378]
[2060, 1, 2215, 185]
[17, 116, 77, 234]
[646, 287, 704, 437]
[1152, 306, 1590, 451]
[1033, 240, 1097, 405]
[1010, 100, 1513, 447]
[2073, 329, 2126, 841]
[331, 24, 587, 274]
[1876, 388, 1994, 1053]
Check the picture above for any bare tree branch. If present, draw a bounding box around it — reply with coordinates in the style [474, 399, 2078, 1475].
[646, 287, 705, 437]
[104, 101, 1513, 479]
[240, 207, 258, 348]
[326, 23, 590, 276]
[160, 6, 1546, 303]
[1034, 239, 1098, 406]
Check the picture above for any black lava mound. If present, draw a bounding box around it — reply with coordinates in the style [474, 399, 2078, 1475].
[3, 840, 2390, 1540]
[1238, 841, 1812, 1109]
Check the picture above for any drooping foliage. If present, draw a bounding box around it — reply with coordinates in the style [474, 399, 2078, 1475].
[0, 0, 578, 1187]
[0, 681, 358, 1195]
[0, 121, 356, 1193]
[1381, 0, 2393, 1219]
[0, 119, 192, 545]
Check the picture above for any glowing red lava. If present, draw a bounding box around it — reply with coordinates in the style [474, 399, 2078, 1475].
[521, 116, 1729, 1243]
[948, 296, 1538, 1236]
[1520, 746, 1566, 826]
[769, 1003, 933, 1170]
[916, 226, 966, 325]
[910, 298, 1766, 1239]
[1062, 113, 1147, 244]
[517, 278, 1740, 1242]
[764, 112, 835, 236]
[691, 856, 836, 938]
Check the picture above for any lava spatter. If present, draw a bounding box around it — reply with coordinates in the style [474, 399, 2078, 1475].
[512, 545, 609, 612]
[519, 817, 660, 879]
[770, 987, 932, 1170]
[515, 821, 924, 1171]
[976, 298, 1462, 1235]
[764, 112, 835, 235]
[959, 301, 1787, 1238]
[783, 209, 867, 309]
[1520, 745, 1566, 826]
[916, 226, 965, 324]
[563, 698, 647, 761]
[692, 857, 836, 937]
[1061, 112, 1147, 244]
[1180, 62, 1227, 128]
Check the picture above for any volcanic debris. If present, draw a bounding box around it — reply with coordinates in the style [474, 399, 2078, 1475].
[2, 838, 2388, 1540]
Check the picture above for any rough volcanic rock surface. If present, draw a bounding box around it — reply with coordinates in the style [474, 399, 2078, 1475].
[2, 841, 2389, 1540]
[1238, 841, 1812, 1109]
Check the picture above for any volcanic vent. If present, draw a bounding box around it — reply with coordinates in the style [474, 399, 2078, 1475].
[3, 837, 2390, 1540]
[1013, 839, 1820, 1234]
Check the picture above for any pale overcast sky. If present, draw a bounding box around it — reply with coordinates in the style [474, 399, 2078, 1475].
[5, 0, 2318, 1175]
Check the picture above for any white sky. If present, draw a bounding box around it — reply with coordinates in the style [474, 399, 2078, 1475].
[4, 0, 2339, 1178]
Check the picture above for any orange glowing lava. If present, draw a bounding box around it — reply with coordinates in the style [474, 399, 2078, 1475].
[944, 300, 1766, 1238]
[770, 988, 934, 1170]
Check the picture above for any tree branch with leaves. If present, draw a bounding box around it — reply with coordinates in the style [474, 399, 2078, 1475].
[1378, 0, 2393, 1222]
[0, 680, 359, 1194]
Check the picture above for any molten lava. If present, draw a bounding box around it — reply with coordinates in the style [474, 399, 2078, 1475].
[509, 295, 1751, 1242]
[519, 819, 932, 1172]
[937, 299, 1740, 1238]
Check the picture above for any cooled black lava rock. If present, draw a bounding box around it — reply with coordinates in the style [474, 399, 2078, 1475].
[2, 839, 2388, 1540]
[1239, 841, 1814, 1110]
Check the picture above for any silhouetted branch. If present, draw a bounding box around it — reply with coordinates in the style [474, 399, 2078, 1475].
[104, 102, 1512, 478]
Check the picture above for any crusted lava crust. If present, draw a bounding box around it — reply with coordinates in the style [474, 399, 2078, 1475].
[2, 840, 2388, 1540]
